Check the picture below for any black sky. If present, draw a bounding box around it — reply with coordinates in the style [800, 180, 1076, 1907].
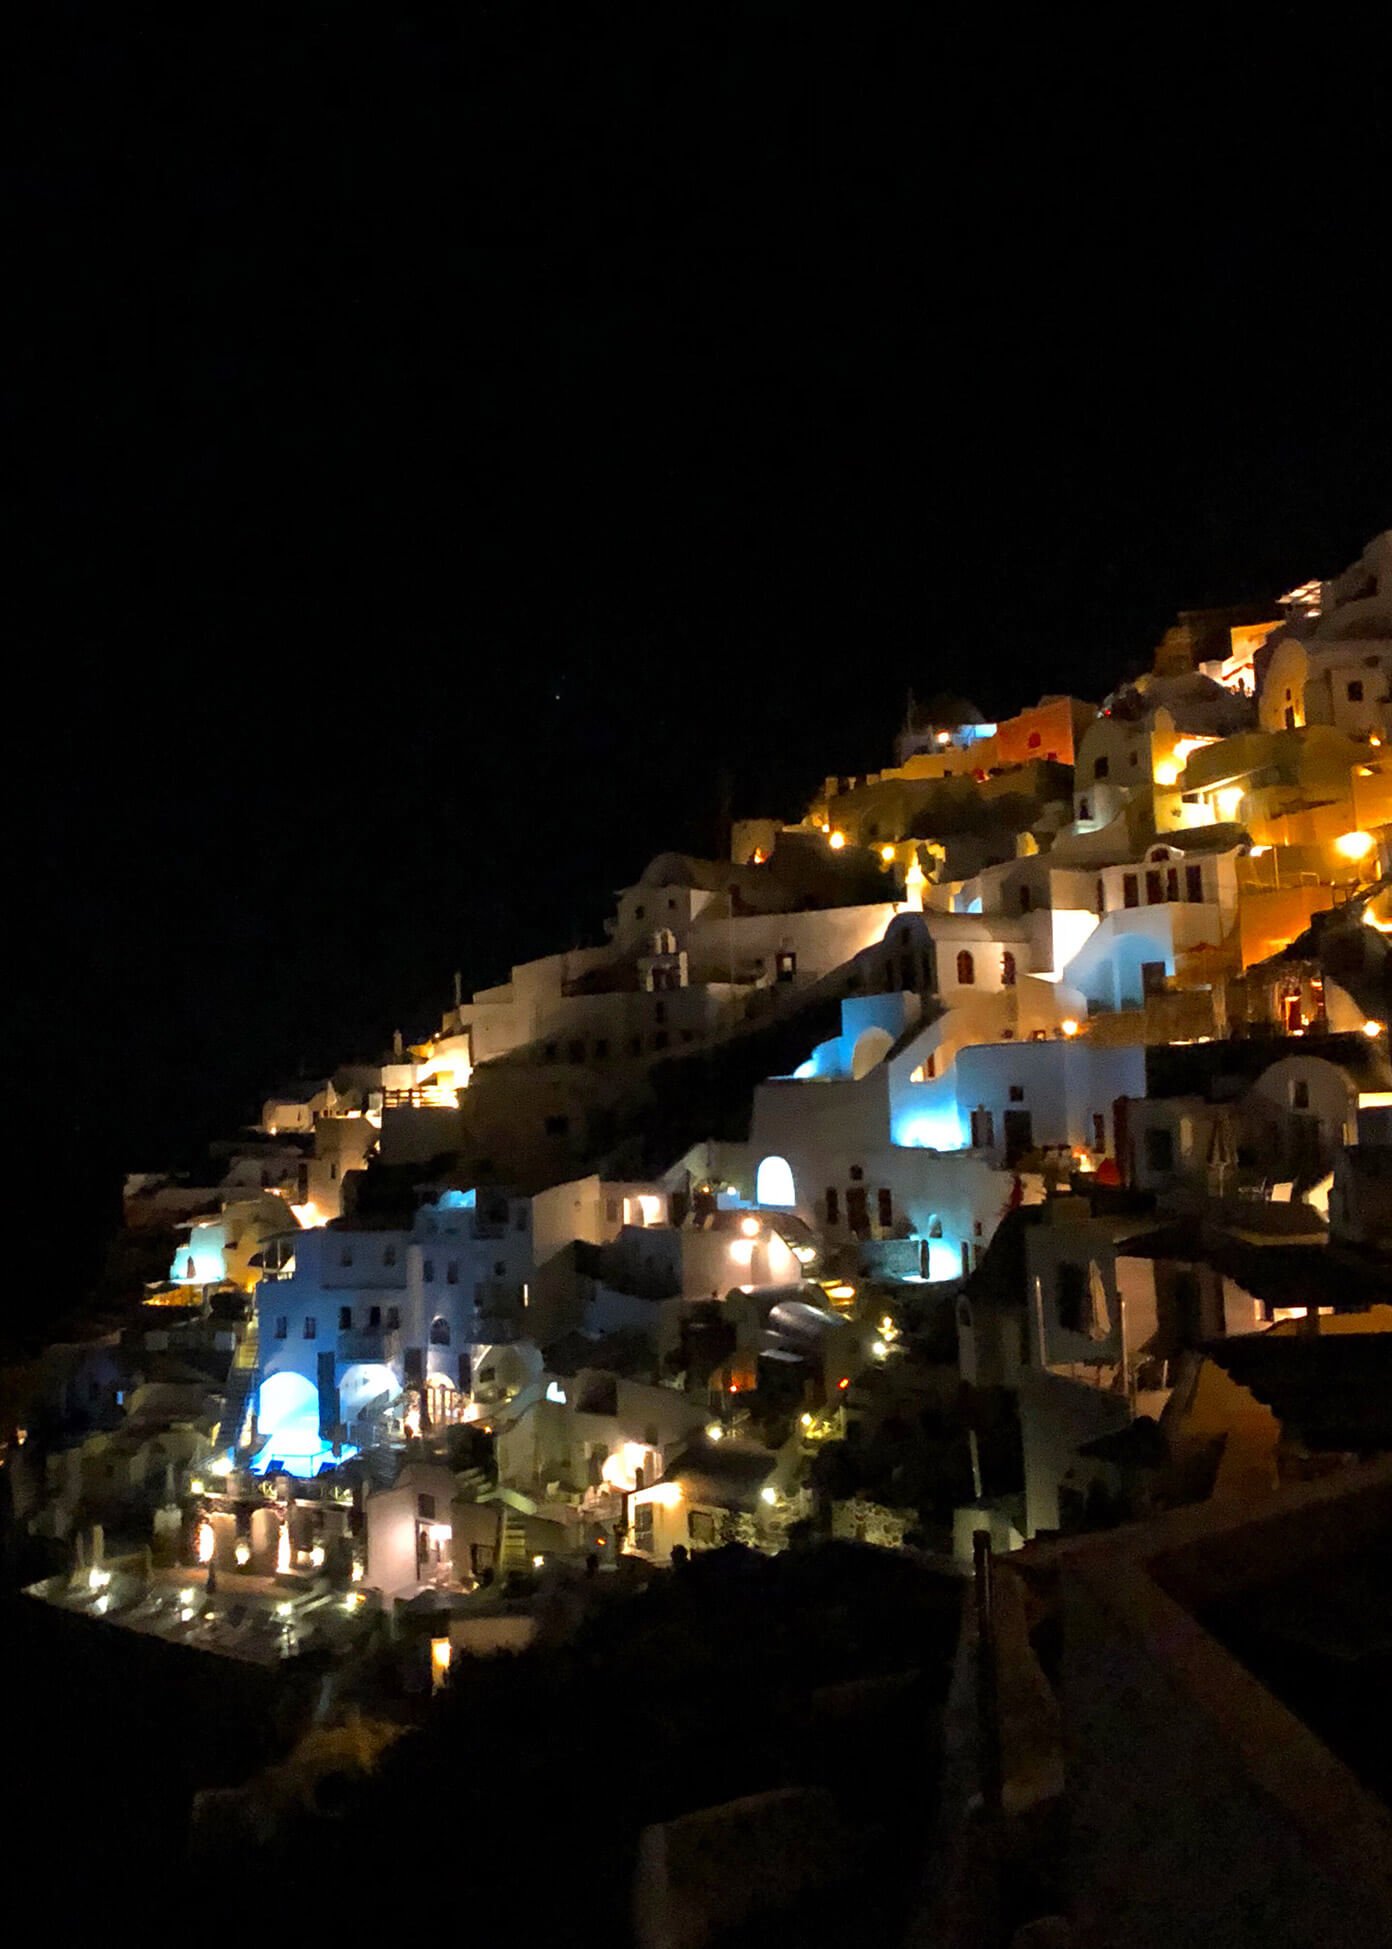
[13, 8, 1391, 1255]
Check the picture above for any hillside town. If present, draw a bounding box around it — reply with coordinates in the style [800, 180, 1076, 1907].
[7, 532, 1391, 1942]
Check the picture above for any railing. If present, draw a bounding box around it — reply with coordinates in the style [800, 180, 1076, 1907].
[338, 1328, 387, 1360]
[382, 1086, 461, 1111]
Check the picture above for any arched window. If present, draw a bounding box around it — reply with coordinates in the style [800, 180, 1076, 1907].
[956, 950, 975, 985]
[1001, 951, 1016, 988]
[1095, 878, 1105, 916]
[429, 1317, 451, 1347]
[755, 1155, 796, 1209]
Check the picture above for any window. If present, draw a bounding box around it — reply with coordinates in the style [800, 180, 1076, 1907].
[383, 1243, 396, 1267]
[494, 1260, 506, 1277]
[606, 1199, 620, 1223]
[927, 1215, 943, 1238]
[386, 1306, 400, 1330]
[877, 1188, 894, 1229]
[568, 1039, 584, 1063]
[825, 1187, 840, 1225]
[1055, 1261, 1088, 1333]
[595, 1038, 610, 1059]
[688, 1510, 715, 1545]
[1123, 873, 1139, 909]
[274, 1316, 288, 1340]
[447, 1261, 459, 1284]
[1348, 680, 1364, 703]
[956, 949, 976, 985]
[1009, 1084, 1024, 1103]
[418, 1493, 436, 1520]
[654, 1000, 666, 1025]
[634, 1501, 654, 1549]
[1145, 1128, 1175, 1173]
[654, 1031, 670, 1050]
[1017, 885, 1032, 914]
[1078, 798, 1091, 821]
[303, 1317, 318, 1340]
[368, 1305, 381, 1328]
[430, 1317, 451, 1346]
[1185, 864, 1204, 902]
[1093, 755, 1110, 780]
[775, 950, 797, 983]
[1166, 867, 1179, 901]
[515, 1206, 528, 1231]
[849, 1165, 864, 1182]
[970, 1108, 995, 1149]
[340, 1245, 353, 1267]
[338, 1305, 352, 1330]
[1092, 1113, 1106, 1150]
[1028, 730, 1041, 749]
[1129, 749, 1139, 768]
[544, 1114, 570, 1136]
[1001, 951, 1017, 988]
[1145, 870, 1163, 904]
[1292, 1080, 1310, 1109]
[1095, 878, 1105, 916]
[634, 905, 645, 921]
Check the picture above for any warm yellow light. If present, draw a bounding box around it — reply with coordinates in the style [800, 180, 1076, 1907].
[871, 1339, 887, 1358]
[760, 1485, 779, 1505]
[189, 1477, 205, 1496]
[1335, 830, 1376, 861]
[705, 1423, 723, 1442]
[430, 1637, 452, 1685]
[739, 1214, 761, 1237]
[656, 1482, 682, 1509]
[828, 830, 847, 851]
[1153, 763, 1179, 788]
[880, 844, 896, 864]
[196, 1520, 215, 1565]
[826, 1282, 856, 1301]
[277, 1523, 291, 1574]
[1364, 1020, 1385, 1039]
[936, 731, 951, 746]
[1248, 844, 1270, 857]
[1060, 1018, 1080, 1038]
[234, 1538, 251, 1567]
[728, 1237, 754, 1266]
[799, 1412, 813, 1428]
[1215, 786, 1244, 821]
[1173, 736, 1215, 764]
[752, 848, 767, 864]
[531, 1554, 545, 1569]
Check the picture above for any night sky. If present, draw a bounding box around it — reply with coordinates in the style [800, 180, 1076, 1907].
[14, 10, 1390, 1275]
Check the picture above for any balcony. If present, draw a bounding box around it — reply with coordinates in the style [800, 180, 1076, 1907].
[382, 1085, 461, 1111]
[338, 1327, 387, 1361]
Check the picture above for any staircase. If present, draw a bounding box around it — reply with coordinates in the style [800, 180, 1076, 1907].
[217, 1319, 260, 1456]
[497, 1509, 531, 1575]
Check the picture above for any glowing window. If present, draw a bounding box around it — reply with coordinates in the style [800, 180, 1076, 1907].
[956, 950, 975, 985]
